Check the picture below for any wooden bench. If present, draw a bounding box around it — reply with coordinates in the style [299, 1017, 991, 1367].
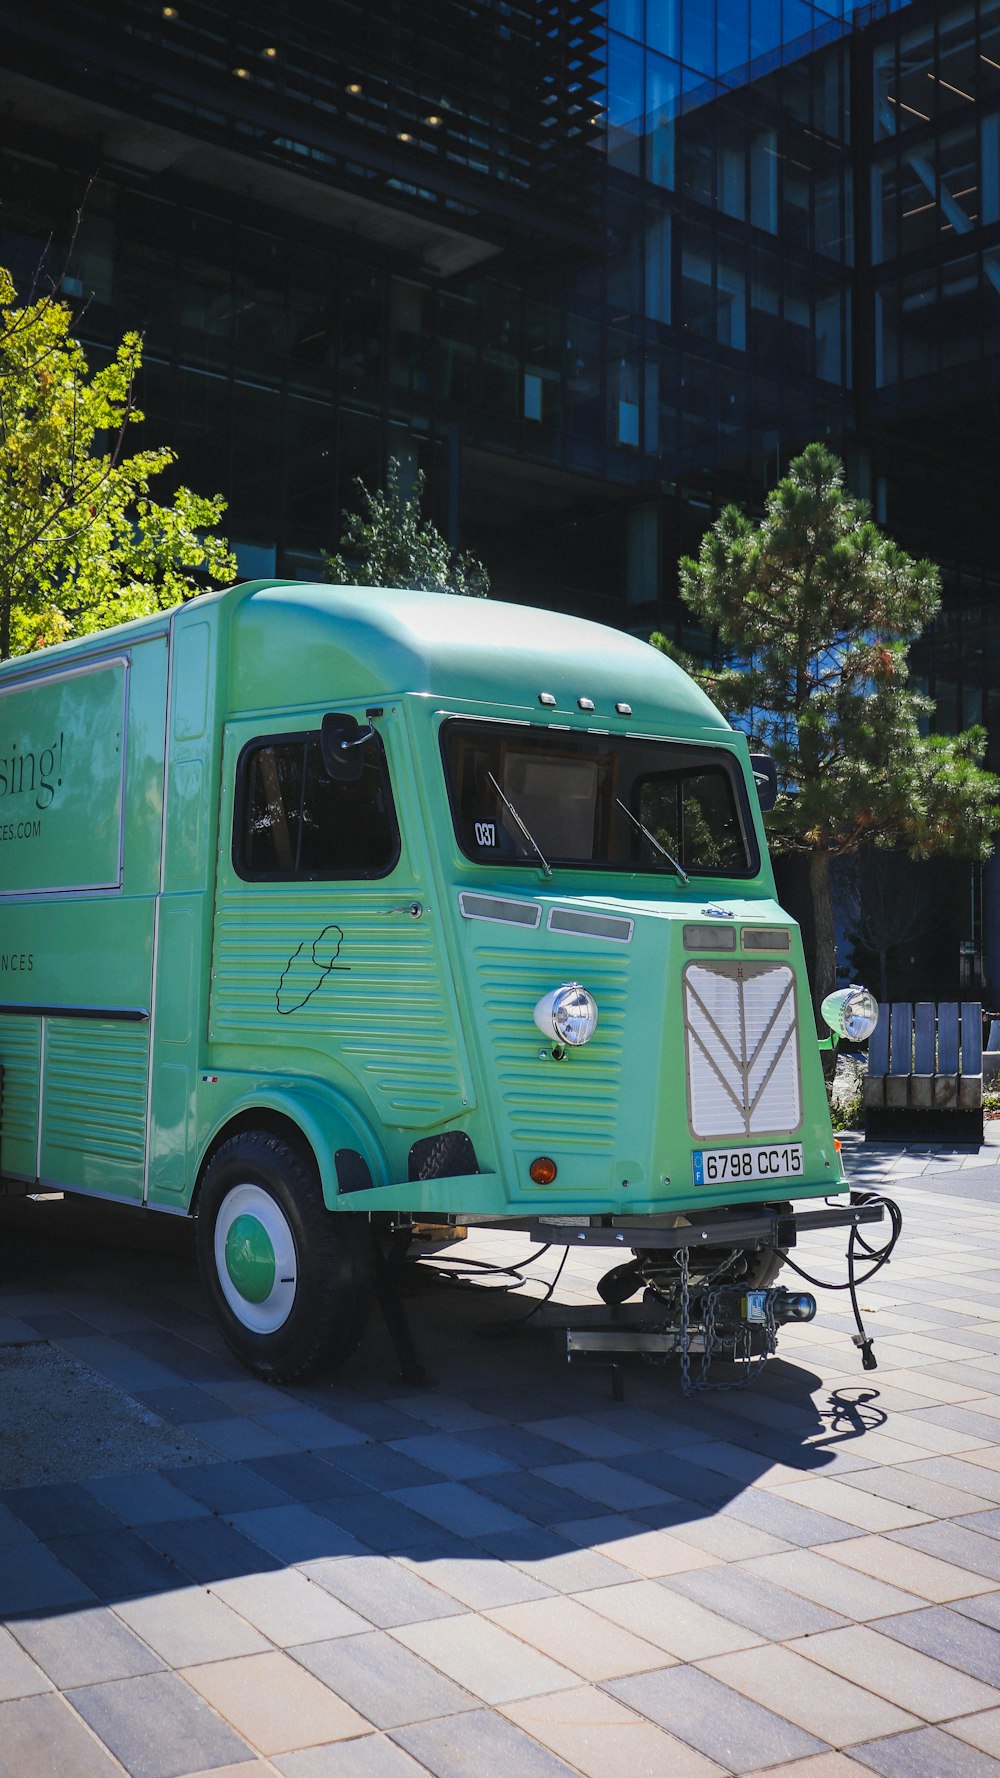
[863, 1000, 983, 1141]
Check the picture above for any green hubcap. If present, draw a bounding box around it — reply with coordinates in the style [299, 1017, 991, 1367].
[224, 1214, 276, 1304]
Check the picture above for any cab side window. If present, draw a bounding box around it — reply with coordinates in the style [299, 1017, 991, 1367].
[234, 731, 399, 880]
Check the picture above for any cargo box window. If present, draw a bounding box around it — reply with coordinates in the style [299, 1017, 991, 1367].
[442, 721, 757, 878]
[235, 730, 399, 880]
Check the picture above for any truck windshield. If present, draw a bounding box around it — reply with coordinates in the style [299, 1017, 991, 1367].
[442, 721, 757, 877]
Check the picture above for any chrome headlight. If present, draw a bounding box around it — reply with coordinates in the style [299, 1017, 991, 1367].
[821, 986, 879, 1043]
[533, 982, 599, 1047]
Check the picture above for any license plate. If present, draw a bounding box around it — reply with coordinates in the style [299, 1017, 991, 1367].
[692, 1143, 804, 1185]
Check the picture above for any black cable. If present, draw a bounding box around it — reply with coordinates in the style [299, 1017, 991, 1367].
[767, 1192, 902, 1373]
[476, 1245, 570, 1336]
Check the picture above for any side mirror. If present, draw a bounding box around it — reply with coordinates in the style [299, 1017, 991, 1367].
[750, 753, 778, 813]
[320, 712, 373, 782]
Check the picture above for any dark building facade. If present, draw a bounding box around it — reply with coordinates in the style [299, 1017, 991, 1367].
[2, 0, 999, 993]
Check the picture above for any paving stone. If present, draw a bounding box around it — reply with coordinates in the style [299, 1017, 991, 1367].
[83, 1471, 212, 1525]
[887, 1518, 1000, 1581]
[649, 1507, 792, 1561]
[189, 1418, 297, 1460]
[226, 1504, 369, 1564]
[557, 1513, 721, 1578]
[522, 1416, 646, 1459]
[604, 1665, 827, 1770]
[182, 1649, 372, 1755]
[136, 1385, 240, 1424]
[0, 1626, 52, 1700]
[469, 1468, 608, 1527]
[245, 1453, 371, 1503]
[209, 1567, 372, 1645]
[253, 1409, 367, 1450]
[66, 1670, 254, 1778]
[166, 1461, 298, 1516]
[814, 1532, 994, 1601]
[699, 1644, 917, 1744]
[720, 1489, 862, 1546]
[483, 1595, 668, 1682]
[1, 1481, 122, 1539]
[836, 1465, 993, 1519]
[480, 1526, 644, 1593]
[875, 1604, 1000, 1685]
[321, 1445, 441, 1492]
[394, 1543, 555, 1609]
[274, 1736, 431, 1778]
[739, 1757, 898, 1778]
[662, 1562, 847, 1638]
[458, 1426, 594, 1469]
[291, 1630, 476, 1729]
[947, 1710, 1000, 1760]
[788, 1621, 1000, 1720]
[384, 1392, 501, 1433]
[385, 1433, 517, 1480]
[0, 1691, 124, 1778]
[9, 1603, 165, 1686]
[113, 1585, 274, 1665]
[536, 1459, 677, 1512]
[766, 1477, 930, 1533]
[392, 1705, 583, 1778]
[389, 1480, 534, 1539]
[955, 1592, 1000, 1630]
[0, 1538, 100, 1614]
[314, 1492, 450, 1552]
[618, 1451, 740, 1501]
[137, 1514, 286, 1582]
[500, 1686, 727, 1778]
[576, 1577, 763, 1659]
[0, 1502, 39, 1548]
[391, 1612, 579, 1702]
[737, 1547, 930, 1620]
[296, 1552, 464, 1628]
[848, 1725, 1000, 1778]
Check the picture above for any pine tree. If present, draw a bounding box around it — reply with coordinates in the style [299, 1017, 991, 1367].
[658, 443, 1000, 1012]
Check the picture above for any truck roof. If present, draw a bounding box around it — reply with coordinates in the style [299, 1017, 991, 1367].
[229, 581, 729, 732]
[0, 580, 729, 734]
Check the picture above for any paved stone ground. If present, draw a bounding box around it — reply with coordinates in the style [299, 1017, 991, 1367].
[1, 1133, 999, 1778]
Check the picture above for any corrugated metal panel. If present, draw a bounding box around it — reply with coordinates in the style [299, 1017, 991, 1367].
[210, 892, 467, 1124]
[0, 1015, 41, 1177]
[685, 960, 801, 1138]
[41, 1020, 149, 1184]
[471, 947, 626, 1146]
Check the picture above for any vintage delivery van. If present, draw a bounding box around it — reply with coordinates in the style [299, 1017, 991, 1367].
[0, 580, 884, 1382]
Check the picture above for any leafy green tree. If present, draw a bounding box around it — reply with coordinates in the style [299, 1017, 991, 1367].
[0, 264, 236, 659]
[324, 458, 488, 596]
[655, 443, 1000, 1013]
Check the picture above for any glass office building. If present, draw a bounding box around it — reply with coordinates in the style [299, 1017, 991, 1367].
[3, 0, 1000, 991]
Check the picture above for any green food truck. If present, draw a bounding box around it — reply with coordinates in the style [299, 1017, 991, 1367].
[0, 580, 891, 1385]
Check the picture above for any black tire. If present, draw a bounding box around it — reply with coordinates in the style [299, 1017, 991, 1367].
[196, 1130, 373, 1382]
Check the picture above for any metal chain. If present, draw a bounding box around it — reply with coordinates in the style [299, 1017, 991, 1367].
[677, 1246, 779, 1397]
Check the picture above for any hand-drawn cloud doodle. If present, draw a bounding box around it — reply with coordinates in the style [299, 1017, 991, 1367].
[276, 924, 349, 1015]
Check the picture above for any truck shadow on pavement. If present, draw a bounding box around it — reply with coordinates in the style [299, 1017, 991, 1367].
[0, 1192, 890, 1628]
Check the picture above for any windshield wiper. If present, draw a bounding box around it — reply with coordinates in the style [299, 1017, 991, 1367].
[616, 798, 690, 884]
[488, 772, 552, 877]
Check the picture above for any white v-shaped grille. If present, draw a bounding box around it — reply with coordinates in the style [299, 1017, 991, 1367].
[684, 960, 801, 1138]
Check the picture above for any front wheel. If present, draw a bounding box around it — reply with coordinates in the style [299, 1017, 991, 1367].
[196, 1130, 373, 1382]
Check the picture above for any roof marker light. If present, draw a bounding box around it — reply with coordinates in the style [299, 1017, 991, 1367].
[577, 696, 595, 712]
[538, 692, 556, 707]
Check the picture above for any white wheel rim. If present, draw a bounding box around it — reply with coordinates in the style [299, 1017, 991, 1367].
[214, 1183, 298, 1334]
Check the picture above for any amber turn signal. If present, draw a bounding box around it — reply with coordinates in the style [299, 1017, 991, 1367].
[529, 1156, 557, 1185]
